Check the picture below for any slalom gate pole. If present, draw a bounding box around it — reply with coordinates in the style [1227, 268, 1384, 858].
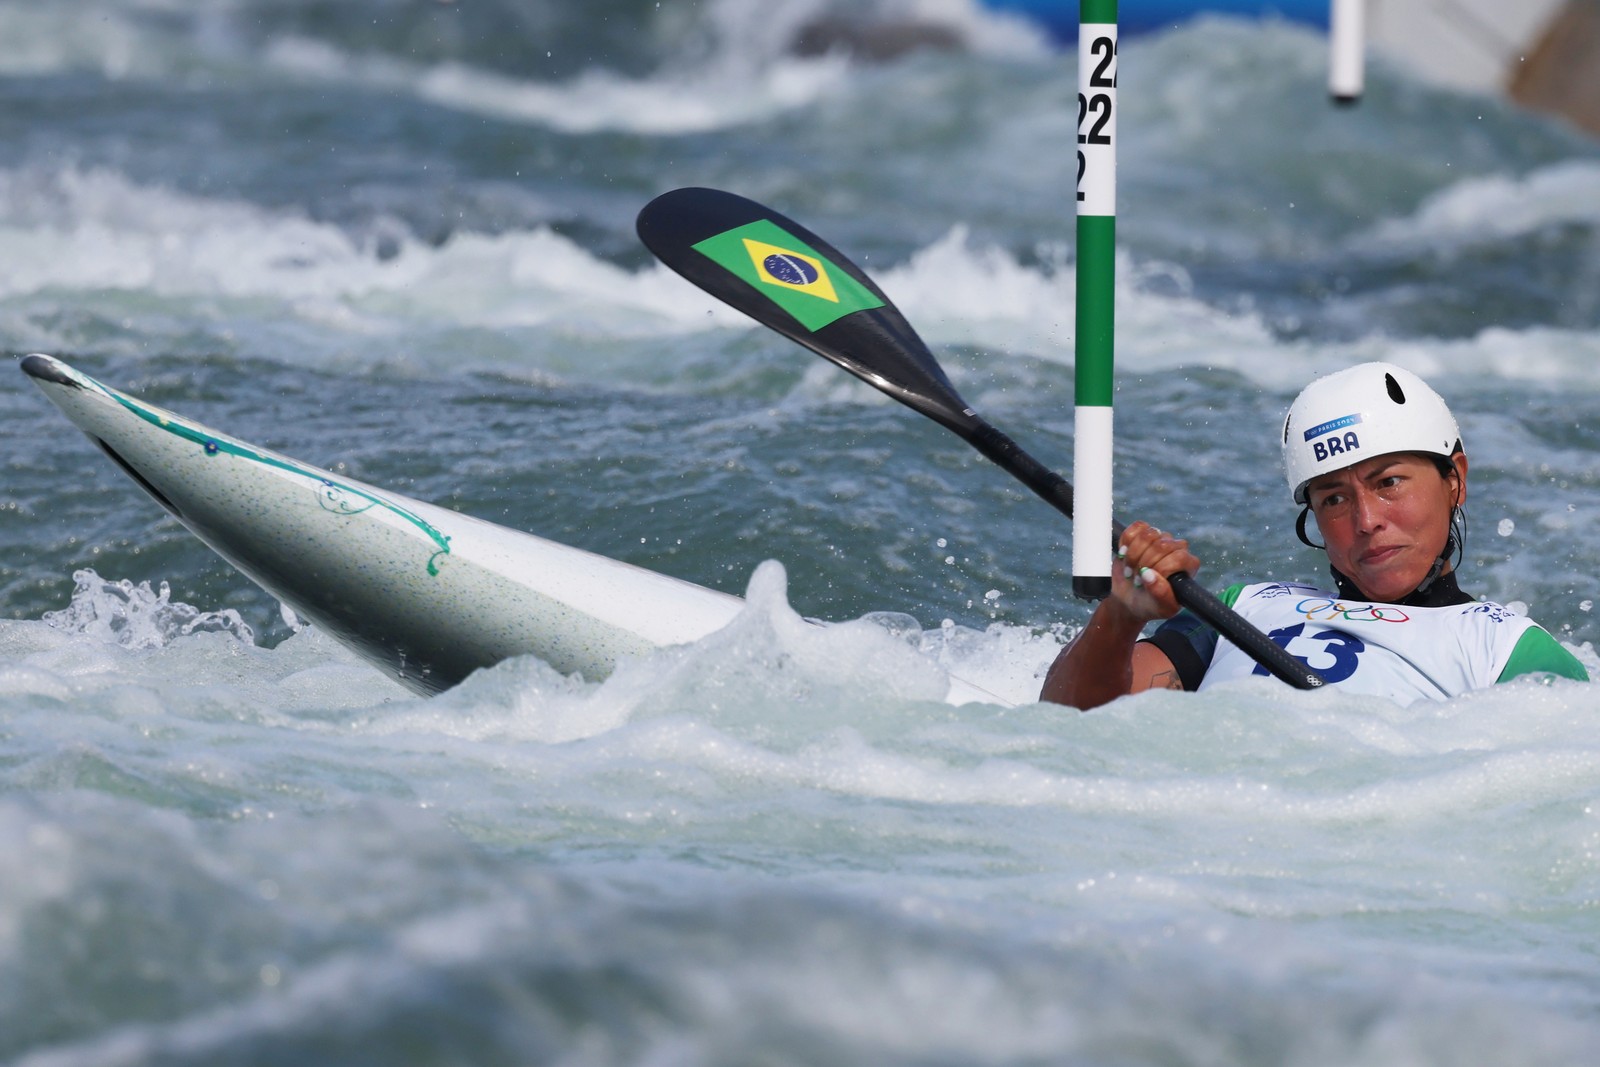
[1329, 0, 1365, 104]
[1072, 0, 1117, 600]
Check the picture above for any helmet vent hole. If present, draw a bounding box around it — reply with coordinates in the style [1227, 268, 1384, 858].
[1385, 373, 1406, 404]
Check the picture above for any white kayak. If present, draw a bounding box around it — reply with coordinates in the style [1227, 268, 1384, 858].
[21, 354, 1011, 706]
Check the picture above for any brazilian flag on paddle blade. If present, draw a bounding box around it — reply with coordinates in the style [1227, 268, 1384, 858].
[693, 219, 885, 332]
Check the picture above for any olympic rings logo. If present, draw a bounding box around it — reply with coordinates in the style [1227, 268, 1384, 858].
[1294, 598, 1411, 624]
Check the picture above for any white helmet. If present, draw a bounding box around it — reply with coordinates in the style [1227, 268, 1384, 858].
[1281, 362, 1462, 504]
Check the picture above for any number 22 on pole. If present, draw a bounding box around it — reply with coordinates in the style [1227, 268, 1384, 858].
[1076, 37, 1116, 207]
[1072, 3, 1117, 600]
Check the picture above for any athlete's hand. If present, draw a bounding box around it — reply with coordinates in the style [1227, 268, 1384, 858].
[1110, 521, 1201, 623]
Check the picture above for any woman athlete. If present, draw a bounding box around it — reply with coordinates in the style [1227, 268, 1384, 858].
[1041, 362, 1588, 708]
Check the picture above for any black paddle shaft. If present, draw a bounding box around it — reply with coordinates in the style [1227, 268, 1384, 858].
[637, 187, 1326, 692]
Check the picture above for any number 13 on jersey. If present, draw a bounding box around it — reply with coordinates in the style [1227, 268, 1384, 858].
[1077, 24, 1116, 211]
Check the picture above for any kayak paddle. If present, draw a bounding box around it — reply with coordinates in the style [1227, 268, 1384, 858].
[635, 186, 1326, 691]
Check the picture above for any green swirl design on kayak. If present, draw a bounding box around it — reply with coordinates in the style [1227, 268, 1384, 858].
[94, 377, 452, 577]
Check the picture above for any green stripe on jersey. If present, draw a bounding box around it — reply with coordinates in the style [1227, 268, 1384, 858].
[1497, 626, 1589, 683]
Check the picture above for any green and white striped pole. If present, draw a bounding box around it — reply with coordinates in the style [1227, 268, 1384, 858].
[1073, 0, 1117, 600]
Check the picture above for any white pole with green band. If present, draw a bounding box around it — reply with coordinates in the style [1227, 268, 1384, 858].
[1073, 0, 1117, 601]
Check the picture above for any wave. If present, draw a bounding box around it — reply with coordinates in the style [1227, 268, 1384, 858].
[3, 560, 1598, 1067]
[261, 34, 859, 137]
[260, 0, 1049, 135]
[0, 0, 1047, 135]
[6, 164, 1600, 392]
[0, 166, 741, 339]
[1368, 160, 1600, 248]
[0, 2, 171, 80]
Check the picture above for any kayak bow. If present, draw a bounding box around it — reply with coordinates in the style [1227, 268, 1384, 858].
[20, 355, 1008, 705]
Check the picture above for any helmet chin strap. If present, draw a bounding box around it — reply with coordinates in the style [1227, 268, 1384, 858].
[1296, 506, 1465, 604]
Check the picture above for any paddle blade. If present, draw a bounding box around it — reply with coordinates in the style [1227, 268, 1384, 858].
[636, 188, 1324, 689]
[637, 187, 980, 435]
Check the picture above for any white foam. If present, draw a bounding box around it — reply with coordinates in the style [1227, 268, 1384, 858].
[263, 32, 854, 136]
[9, 160, 1599, 398]
[1368, 160, 1600, 248]
[0, 0, 1048, 137]
[0, 167, 376, 300]
[367, 559, 972, 747]
[4, 555, 1600, 1067]
[780, 224, 1600, 394]
[875, 226, 1282, 370]
[247, 0, 1049, 138]
[236, 0, 1046, 138]
[42, 569, 254, 651]
[686, 221, 1600, 394]
[0, 166, 747, 339]
[0, 164, 1269, 377]
[0, 2, 159, 79]
[4, 571, 411, 722]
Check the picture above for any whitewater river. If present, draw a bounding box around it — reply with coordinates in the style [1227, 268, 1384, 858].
[3, 1, 1600, 1063]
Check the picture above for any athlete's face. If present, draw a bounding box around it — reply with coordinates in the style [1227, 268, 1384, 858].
[1305, 451, 1468, 603]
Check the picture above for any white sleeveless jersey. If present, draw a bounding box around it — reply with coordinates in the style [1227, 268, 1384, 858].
[1201, 582, 1538, 705]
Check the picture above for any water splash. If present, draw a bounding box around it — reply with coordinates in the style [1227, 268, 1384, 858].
[42, 569, 255, 650]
